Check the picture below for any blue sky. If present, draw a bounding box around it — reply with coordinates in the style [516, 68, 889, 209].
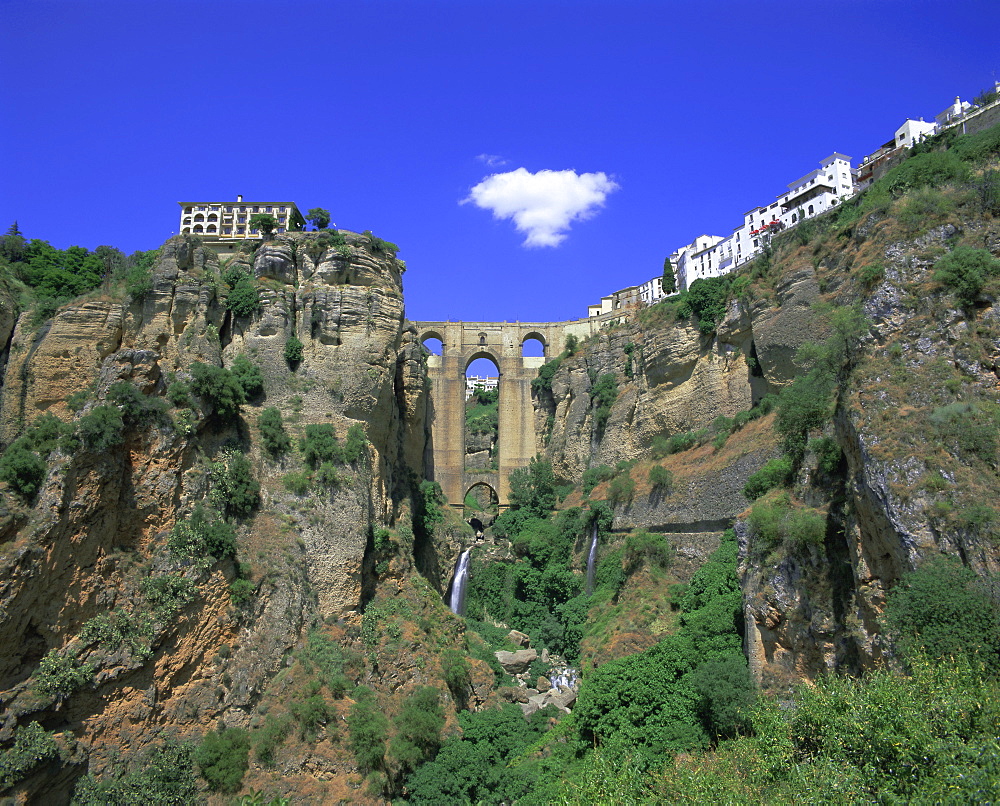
[2, 0, 998, 324]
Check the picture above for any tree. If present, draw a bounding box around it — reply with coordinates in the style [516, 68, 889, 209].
[306, 207, 331, 230]
[189, 362, 245, 420]
[0, 222, 27, 262]
[248, 213, 278, 239]
[662, 257, 677, 294]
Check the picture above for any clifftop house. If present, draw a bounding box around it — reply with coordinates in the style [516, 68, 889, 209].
[178, 196, 305, 239]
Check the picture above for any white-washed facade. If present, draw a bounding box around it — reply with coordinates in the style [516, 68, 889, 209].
[178, 196, 304, 238]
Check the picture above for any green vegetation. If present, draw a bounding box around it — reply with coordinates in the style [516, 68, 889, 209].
[195, 727, 250, 792]
[748, 491, 826, 552]
[662, 256, 677, 294]
[623, 529, 674, 573]
[167, 503, 237, 567]
[743, 456, 793, 500]
[531, 354, 563, 393]
[589, 373, 618, 433]
[223, 267, 262, 317]
[884, 556, 1000, 673]
[248, 213, 277, 239]
[574, 531, 749, 757]
[388, 686, 445, 777]
[306, 207, 331, 229]
[362, 230, 399, 256]
[33, 649, 94, 698]
[0, 722, 59, 790]
[300, 423, 368, 469]
[284, 335, 304, 364]
[190, 361, 245, 419]
[648, 464, 674, 491]
[80, 609, 154, 661]
[347, 687, 389, 775]
[231, 354, 265, 399]
[77, 405, 125, 452]
[257, 407, 290, 456]
[141, 574, 197, 619]
[0, 442, 47, 500]
[72, 741, 199, 805]
[932, 245, 1000, 307]
[208, 449, 260, 519]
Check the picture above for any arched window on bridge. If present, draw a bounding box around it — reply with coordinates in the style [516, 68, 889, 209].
[466, 355, 499, 476]
[420, 335, 443, 355]
[522, 335, 545, 358]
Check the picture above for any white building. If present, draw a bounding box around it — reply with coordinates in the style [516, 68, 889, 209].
[466, 375, 498, 400]
[894, 118, 936, 149]
[669, 154, 857, 291]
[935, 96, 973, 128]
[178, 196, 305, 238]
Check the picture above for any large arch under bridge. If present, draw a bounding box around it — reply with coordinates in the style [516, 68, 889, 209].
[414, 319, 602, 509]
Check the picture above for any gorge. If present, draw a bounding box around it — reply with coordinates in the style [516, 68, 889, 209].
[1, 119, 1000, 803]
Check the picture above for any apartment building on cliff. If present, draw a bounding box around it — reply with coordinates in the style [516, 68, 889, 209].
[178, 196, 305, 238]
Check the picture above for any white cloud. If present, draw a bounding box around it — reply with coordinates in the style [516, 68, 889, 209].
[462, 168, 619, 247]
[475, 153, 508, 167]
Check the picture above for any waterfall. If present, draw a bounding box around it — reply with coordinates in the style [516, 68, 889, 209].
[448, 548, 473, 615]
[585, 523, 598, 595]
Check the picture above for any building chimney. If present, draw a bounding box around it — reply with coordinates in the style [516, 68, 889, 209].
[237, 194, 243, 202]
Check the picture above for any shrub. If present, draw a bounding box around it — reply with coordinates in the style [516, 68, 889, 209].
[167, 379, 192, 408]
[282, 471, 311, 495]
[362, 230, 399, 255]
[190, 362, 245, 420]
[290, 694, 332, 740]
[0, 722, 59, 790]
[748, 492, 826, 552]
[209, 450, 259, 519]
[231, 354, 264, 399]
[341, 423, 368, 463]
[0, 443, 47, 500]
[441, 650, 471, 705]
[689, 652, 756, 739]
[624, 530, 674, 573]
[743, 457, 793, 500]
[607, 474, 635, 506]
[167, 503, 238, 565]
[928, 401, 997, 464]
[142, 574, 197, 619]
[315, 462, 340, 486]
[229, 577, 256, 605]
[531, 355, 563, 393]
[195, 728, 250, 793]
[389, 687, 445, 773]
[808, 436, 842, 474]
[933, 246, 1000, 308]
[77, 405, 125, 452]
[648, 465, 674, 491]
[347, 688, 388, 774]
[33, 649, 94, 698]
[590, 373, 618, 433]
[225, 275, 261, 317]
[775, 369, 836, 460]
[284, 335, 304, 364]
[71, 742, 213, 804]
[254, 715, 291, 766]
[857, 262, 885, 289]
[582, 465, 616, 496]
[884, 556, 1000, 672]
[301, 424, 340, 467]
[686, 275, 732, 334]
[257, 407, 290, 456]
[80, 609, 154, 660]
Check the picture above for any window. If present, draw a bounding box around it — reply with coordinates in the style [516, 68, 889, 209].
[265, 206, 272, 212]
[223, 226, 232, 234]
[237, 226, 245, 234]
[278, 216, 286, 223]
[238, 216, 246, 223]
[225, 206, 233, 213]
[253, 206, 259, 213]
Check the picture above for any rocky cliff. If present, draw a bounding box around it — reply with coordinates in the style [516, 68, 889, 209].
[0, 231, 440, 801]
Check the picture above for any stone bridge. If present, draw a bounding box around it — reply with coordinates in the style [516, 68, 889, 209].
[415, 318, 604, 509]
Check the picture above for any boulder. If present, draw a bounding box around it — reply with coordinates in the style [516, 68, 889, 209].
[507, 630, 530, 647]
[495, 648, 537, 674]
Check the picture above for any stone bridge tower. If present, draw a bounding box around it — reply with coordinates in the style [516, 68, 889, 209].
[415, 319, 597, 509]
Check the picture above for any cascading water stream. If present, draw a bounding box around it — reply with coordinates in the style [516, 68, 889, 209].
[585, 523, 598, 595]
[448, 548, 473, 615]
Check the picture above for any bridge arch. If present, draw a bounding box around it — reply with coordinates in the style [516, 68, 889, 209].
[464, 349, 501, 373]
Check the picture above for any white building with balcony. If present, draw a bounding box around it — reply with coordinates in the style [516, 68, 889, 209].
[178, 196, 305, 239]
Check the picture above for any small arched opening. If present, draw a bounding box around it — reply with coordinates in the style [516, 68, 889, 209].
[464, 481, 499, 526]
[194, 213, 205, 223]
[521, 331, 546, 358]
[420, 330, 444, 356]
[193, 225, 204, 233]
